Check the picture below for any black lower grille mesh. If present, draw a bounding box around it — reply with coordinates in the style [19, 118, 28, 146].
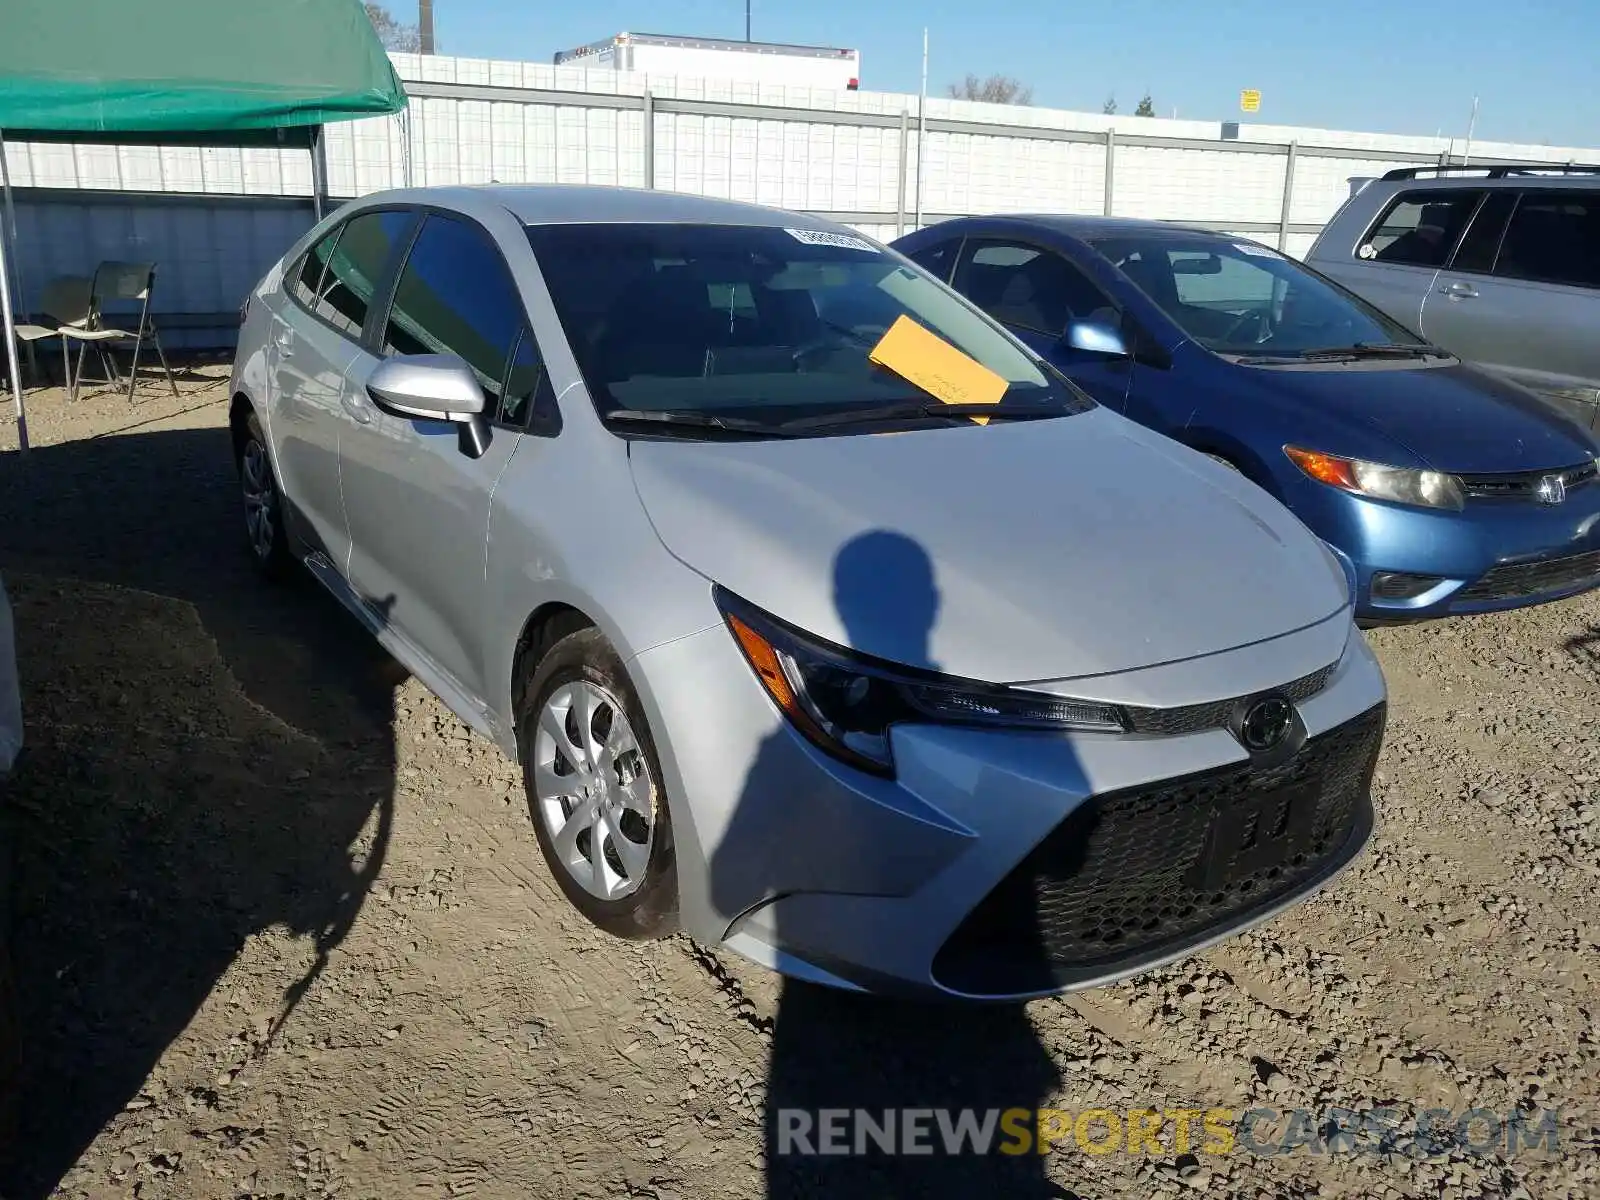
[933, 705, 1385, 995]
[1457, 549, 1600, 602]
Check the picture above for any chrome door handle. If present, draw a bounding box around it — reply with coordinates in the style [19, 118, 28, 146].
[341, 392, 374, 425]
[1438, 281, 1479, 299]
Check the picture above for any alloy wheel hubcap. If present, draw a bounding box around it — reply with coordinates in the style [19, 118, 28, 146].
[241, 440, 276, 560]
[532, 680, 657, 900]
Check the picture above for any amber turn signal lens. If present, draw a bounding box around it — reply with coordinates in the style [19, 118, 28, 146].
[1284, 446, 1359, 491]
[727, 615, 800, 716]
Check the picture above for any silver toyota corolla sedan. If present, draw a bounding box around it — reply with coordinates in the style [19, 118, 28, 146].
[229, 185, 1387, 1000]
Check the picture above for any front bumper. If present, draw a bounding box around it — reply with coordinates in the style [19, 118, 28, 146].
[628, 613, 1387, 1001]
[1302, 483, 1600, 621]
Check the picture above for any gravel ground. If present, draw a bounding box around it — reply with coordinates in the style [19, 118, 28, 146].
[0, 380, 1596, 1200]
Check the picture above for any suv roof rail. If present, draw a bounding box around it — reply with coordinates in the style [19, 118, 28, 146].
[1380, 162, 1600, 181]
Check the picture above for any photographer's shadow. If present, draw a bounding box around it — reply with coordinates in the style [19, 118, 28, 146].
[714, 530, 1075, 1198]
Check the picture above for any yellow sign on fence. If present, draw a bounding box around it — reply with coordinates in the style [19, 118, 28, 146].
[1240, 89, 1261, 113]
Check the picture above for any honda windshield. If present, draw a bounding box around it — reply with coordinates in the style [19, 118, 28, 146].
[1089, 232, 1438, 360]
[526, 222, 1092, 428]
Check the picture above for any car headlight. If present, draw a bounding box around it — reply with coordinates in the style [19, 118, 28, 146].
[716, 588, 1127, 774]
[1285, 446, 1464, 511]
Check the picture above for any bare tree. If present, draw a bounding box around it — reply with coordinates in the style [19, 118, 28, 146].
[946, 74, 1035, 106]
[365, 2, 421, 53]
[1134, 92, 1156, 117]
[1102, 95, 1118, 115]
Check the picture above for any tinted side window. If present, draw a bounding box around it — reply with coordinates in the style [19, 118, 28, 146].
[382, 214, 526, 416]
[500, 326, 555, 430]
[313, 210, 412, 338]
[1451, 192, 1517, 273]
[907, 239, 959, 283]
[955, 241, 1112, 335]
[290, 229, 340, 308]
[1495, 193, 1600, 289]
[1362, 190, 1482, 267]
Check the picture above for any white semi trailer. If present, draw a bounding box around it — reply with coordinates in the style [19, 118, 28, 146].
[554, 32, 860, 90]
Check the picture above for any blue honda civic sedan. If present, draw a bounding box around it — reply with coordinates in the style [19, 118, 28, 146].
[893, 216, 1600, 623]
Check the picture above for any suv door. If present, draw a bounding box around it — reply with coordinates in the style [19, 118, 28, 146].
[1330, 188, 1484, 329]
[340, 211, 548, 711]
[949, 238, 1134, 408]
[1423, 189, 1600, 430]
[270, 211, 415, 566]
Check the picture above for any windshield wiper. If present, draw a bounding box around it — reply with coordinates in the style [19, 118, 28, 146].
[779, 400, 1069, 433]
[602, 409, 804, 438]
[1293, 342, 1449, 361]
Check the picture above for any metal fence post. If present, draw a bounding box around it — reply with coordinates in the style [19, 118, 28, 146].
[1103, 129, 1115, 216]
[642, 90, 655, 189]
[896, 110, 909, 237]
[1278, 140, 1298, 250]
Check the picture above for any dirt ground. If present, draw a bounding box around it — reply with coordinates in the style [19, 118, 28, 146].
[0, 375, 1596, 1200]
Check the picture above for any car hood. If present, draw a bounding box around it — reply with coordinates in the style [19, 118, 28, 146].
[628, 409, 1349, 683]
[1235, 359, 1599, 473]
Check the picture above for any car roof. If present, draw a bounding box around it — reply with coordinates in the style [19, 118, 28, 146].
[347, 183, 843, 231]
[931, 213, 1235, 242]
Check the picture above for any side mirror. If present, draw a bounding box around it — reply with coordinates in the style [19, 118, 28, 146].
[367, 354, 493, 459]
[1064, 319, 1129, 359]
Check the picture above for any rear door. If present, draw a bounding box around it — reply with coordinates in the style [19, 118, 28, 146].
[1332, 188, 1484, 330]
[268, 226, 360, 565]
[1423, 189, 1600, 430]
[340, 211, 547, 709]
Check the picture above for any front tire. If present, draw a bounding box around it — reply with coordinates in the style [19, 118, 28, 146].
[517, 628, 679, 940]
[238, 412, 293, 581]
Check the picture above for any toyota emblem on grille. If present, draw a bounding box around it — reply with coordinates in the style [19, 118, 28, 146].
[1535, 474, 1567, 505]
[1239, 697, 1295, 752]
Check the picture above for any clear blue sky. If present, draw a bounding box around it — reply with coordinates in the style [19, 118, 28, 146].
[423, 0, 1599, 147]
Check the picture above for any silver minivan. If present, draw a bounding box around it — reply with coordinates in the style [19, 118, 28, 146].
[1307, 164, 1600, 432]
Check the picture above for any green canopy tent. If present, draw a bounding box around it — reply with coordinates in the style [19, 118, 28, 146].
[0, 0, 407, 450]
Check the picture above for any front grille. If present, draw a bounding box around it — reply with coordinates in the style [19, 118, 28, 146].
[1457, 548, 1600, 603]
[1458, 460, 1598, 500]
[1122, 663, 1336, 737]
[932, 705, 1385, 996]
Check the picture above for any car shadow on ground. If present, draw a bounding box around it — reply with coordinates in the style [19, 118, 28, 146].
[0, 426, 401, 1197]
[1567, 622, 1600, 674]
[711, 530, 1083, 1198]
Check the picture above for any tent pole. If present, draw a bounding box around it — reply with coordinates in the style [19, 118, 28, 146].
[0, 131, 27, 453]
[310, 125, 329, 222]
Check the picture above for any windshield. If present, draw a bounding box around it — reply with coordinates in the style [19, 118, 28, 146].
[1088, 233, 1429, 358]
[525, 222, 1090, 423]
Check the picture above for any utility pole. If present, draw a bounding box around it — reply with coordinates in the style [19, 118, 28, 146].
[745, 0, 751, 41]
[914, 28, 928, 229]
[419, 0, 435, 54]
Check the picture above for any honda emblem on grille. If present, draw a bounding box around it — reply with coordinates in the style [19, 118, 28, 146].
[1535, 474, 1567, 505]
[1239, 697, 1295, 752]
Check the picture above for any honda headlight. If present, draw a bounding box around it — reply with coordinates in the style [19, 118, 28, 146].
[1285, 446, 1465, 511]
[716, 589, 1127, 774]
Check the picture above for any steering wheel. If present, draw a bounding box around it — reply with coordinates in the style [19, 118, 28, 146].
[791, 322, 887, 371]
[1219, 308, 1272, 344]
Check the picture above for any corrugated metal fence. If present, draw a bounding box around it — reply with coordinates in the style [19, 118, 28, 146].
[5, 52, 1596, 349]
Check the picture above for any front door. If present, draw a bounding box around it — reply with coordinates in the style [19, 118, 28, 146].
[340, 212, 543, 708]
[950, 238, 1134, 409]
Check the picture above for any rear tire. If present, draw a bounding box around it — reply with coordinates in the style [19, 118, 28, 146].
[237, 412, 294, 581]
[517, 628, 679, 940]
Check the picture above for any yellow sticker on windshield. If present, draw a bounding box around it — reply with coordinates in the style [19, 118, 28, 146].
[868, 315, 1007, 424]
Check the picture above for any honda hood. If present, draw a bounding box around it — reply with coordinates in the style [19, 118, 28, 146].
[1234, 359, 1599, 474]
[628, 408, 1350, 683]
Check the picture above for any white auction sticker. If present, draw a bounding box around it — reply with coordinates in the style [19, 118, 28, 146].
[1233, 241, 1280, 258]
[785, 228, 880, 253]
